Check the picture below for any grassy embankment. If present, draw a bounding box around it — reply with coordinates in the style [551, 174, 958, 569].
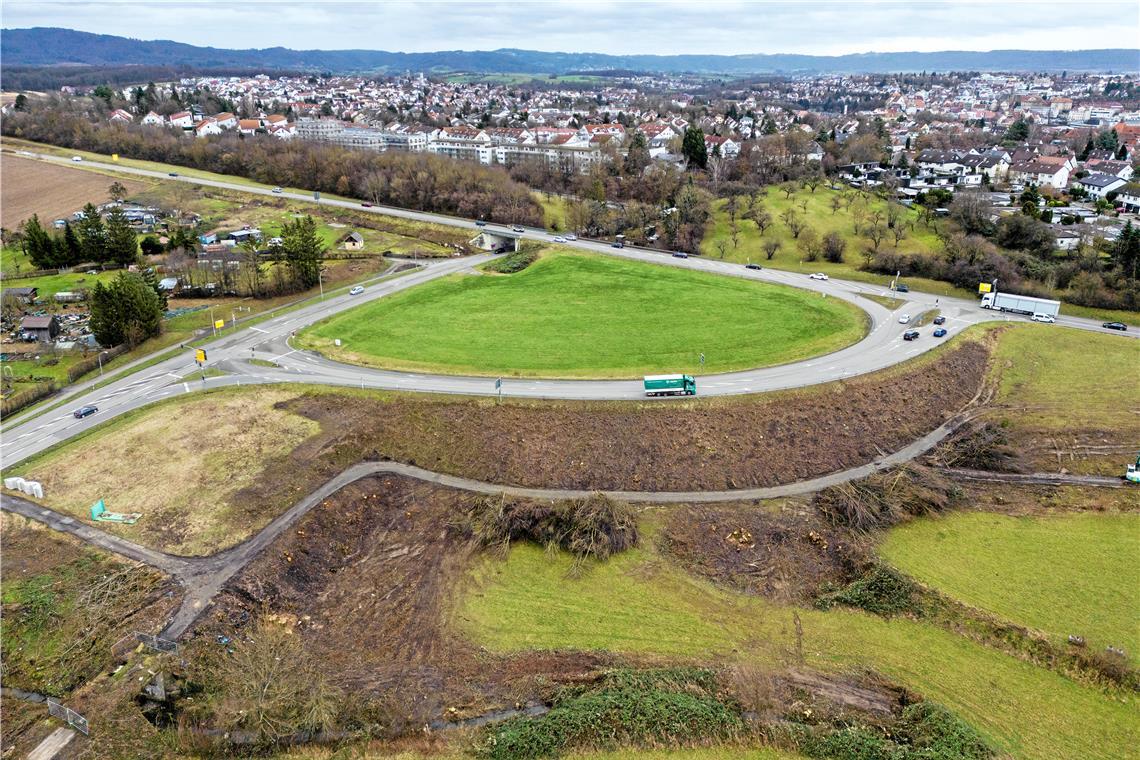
[883, 511, 1140, 664]
[298, 250, 867, 378]
[699, 186, 1140, 324]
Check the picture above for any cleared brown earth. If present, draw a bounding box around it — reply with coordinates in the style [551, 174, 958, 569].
[1, 154, 148, 229]
[242, 335, 990, 511]
[203, 475, 615, 731]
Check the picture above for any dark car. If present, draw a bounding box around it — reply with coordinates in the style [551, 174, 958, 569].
[611, 241, 624, 248]
[933, 316, 946, 325]
[1103, 322, 1128, 331]
[361, 202, 373, 207]
[745, 263, 762, 270]
[672, 251, 689, 259]
[903, 330, 920, 341]
[475, 220, 487, 227]
[894, 283, 909, 293]
[168, 172, 178, 177]
[933, 327, 948, 337]
[73, 405, 98, 419]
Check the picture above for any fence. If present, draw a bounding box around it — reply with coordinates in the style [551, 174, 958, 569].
[47, 699, 89, 735]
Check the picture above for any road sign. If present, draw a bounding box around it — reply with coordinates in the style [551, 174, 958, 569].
[495, 377, 502, 390]
[214, 319, 225, 329]
[111, 153, 119, 162]
[195, 349, 207, 363]
[978, 282, 992, 294]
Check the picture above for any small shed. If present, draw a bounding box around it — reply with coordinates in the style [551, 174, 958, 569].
[339, 231, 365, 251]
[20, 315, 60, 343]
[6, 287, 38, 303]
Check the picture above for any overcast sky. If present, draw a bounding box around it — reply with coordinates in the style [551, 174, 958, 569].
[5, 1, 1139, 56]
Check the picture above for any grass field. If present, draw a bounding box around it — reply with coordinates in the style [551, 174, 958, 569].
[882, 511, 1140, 663]
[992, 324, 1140, 431]
[298, 251, 867, 378]
[0, 153, 150, 229]
[456, 537, 1139, 760]
[13, 388, 316, 556]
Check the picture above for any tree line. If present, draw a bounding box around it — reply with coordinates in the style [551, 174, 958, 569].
[18, 203, 138, 269]
[3, 102, 545, 227]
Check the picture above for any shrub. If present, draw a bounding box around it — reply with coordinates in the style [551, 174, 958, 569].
[797, 701, 994, 760]
[452, 493, 638, 571]
[486, 250, 538, 274]
[813, 465, 957, 532]
[477, 668, 742, 760]
[816, 565, 920, 617]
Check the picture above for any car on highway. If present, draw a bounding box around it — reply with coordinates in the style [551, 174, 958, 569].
[72, 156, 83, 162]
[552, 236, 567, 243]
[361, 202, 373, 207]
[898, 314, 912, 324]
[893, 283, 909, 293]
[902, 330, 920, 341]
[272, 186, 283, 194]
[168, 171, 178, 177]
[73, 405, 98, 419]
[1031, 313, 1055, 323]
[1103, 321, 1128, 331]
[933, 327, 948, 337]
[672, 251, 689, 258]
[565, 233, 577, 241]
[933, 316, 946, 325]
[809, 272, 828, 280]
[611, 241, 624, 248]
[475, 220, 487, 227]
[511, 225, 525, 232]
[349, 285, 365, 296]
[745, 263, 762, 270]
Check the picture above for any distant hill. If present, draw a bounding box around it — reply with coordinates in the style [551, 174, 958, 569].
[2, 27, 1136, 75]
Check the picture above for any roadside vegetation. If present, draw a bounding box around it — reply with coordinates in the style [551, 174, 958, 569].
[298, 251, 867, 378]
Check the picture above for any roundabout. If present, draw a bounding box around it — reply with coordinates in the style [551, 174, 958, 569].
[294, 251, 868, 378]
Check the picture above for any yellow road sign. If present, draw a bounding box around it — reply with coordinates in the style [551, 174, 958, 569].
[978, 282, 992, 293]
[214, 319, 225, 329]
[195, 349, 207, 363]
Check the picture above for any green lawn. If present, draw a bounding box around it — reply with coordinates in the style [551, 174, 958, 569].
[456, 539, 1139, 760]
[993, 324, 1140, 430]
[298, 251, 867, 378]
[882, 511, 1140, 663]
[3, 269, 119, 300]
[536, 192, 570, 231]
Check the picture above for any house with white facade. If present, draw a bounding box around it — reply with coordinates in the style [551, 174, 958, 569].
[1076, 173, 1127, 199]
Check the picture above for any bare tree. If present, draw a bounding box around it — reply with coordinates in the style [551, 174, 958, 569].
[864, 224, 888, 252]
[715, 238, 729, 259]
[730, 218, 740, 251]
[763, 239, 781, 260]
[747, 208, 773, 236]
[885, 202, 904, 230]
[822, 232, 847, 263]
[782, 208, 805, 239]
[830, 195, 842, 215]
[892, 224, 907, 248]
[803, 174, 823, 193]
[108, 181, 128, 202]
[797, 227, 820, 261]
[798, 198, 809, 213]
[725, 194, 739, 223]
[779, 180, 798, 200]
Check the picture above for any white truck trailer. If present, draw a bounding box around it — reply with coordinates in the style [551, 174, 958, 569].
[980, 291, 1061, 318]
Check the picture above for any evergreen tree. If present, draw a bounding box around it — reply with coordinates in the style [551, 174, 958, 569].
[280, 216, 324, 290]
[1003, 118, 1030, 143]
[21, 215, 58, 269]
[75, 203, 107, 263]
[681, 125, 707, 169]
[104, 206, 139, 266]
[1079, 137, 1095, 161]
[61, 221, 83, 266]
[1095, 129, 1119, 151]
[1113, 221, 1140, 280]
[89, 273, 163, 347]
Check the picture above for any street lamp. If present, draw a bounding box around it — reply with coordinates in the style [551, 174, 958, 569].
[97, 350, 108, 376]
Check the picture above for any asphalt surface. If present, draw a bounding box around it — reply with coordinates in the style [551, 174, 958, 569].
[2, 148, 1136, 472]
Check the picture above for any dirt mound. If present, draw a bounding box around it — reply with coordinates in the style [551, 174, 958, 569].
[660, 501, 870, 603]
[202, 476, 614, 730]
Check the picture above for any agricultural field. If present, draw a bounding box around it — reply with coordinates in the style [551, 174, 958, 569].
[298, 250, 868, 377]
[882, 511, 1140, 663]
[0, 153, 150, 230]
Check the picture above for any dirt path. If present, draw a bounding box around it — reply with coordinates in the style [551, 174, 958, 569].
[3, 414, 1130, 641]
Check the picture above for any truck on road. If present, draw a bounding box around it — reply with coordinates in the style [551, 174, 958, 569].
[980, 290, 1061, 319]
[643, 374, 696, 397]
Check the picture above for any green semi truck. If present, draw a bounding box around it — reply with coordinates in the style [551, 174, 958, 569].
[643, 374, 697, 397]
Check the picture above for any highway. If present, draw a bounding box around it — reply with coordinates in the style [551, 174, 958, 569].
[2, 148, 1135, 469]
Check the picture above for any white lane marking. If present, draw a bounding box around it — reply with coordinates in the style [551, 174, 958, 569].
[249, 326, 269, 333]
[183, 383, 190, 393]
